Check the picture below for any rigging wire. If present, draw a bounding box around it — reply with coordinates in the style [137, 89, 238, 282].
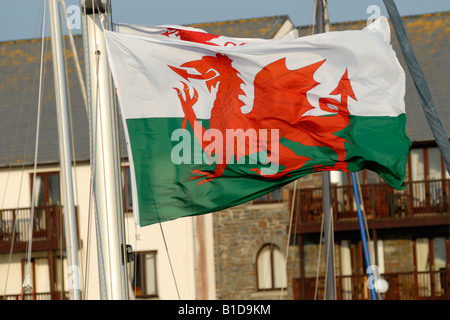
[60, 0, 88, 112]
[354, 173, 380, 299]
[1, 0, 49, 299]
[280, 180, 297, 299]
[314, 208, 325, 300]
[322, 205, 336, 299]
[355, 173, 372, 249]
[94, 20, 112, 299]
[80, 0, 104, 299]
[21, 0, 48, 299]
[80, 1, 95, 299]
[83, 0, 111, 299]
[99, 1, 128, 297]
[159, 222, 181, 299]
[288, 186, 301, 299]
[82, 0, 115, 299]
[60, 0, 85, 298]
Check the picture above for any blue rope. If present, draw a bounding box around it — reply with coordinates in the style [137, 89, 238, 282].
[351, 173, 378, 300]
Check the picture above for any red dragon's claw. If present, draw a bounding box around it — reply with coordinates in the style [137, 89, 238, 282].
[192, 88, 199, 100]
[174, 83, 199, 127]
[189, 169, 215, 185]
[182, 81, 199, 99]
[179, 82, 198, 106]
[189, 169, 212, 177]
[196, 178, 212, 185]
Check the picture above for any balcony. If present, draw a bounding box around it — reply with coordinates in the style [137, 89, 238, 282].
[0, 205, 75, 253]
[294, 268, 450, 300]
[0, 291, 69, 300]
[292, 178, 450, 233]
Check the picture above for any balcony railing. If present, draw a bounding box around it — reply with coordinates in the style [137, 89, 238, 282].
[294, 268, 450, 300]
[0, 205, 74, 252]
[292, 178, 450, 224]
[0, 291, 68, 300]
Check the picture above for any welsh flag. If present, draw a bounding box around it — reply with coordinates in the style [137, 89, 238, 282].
[112, 23, 277, 45]
[104, 17, 411, 227]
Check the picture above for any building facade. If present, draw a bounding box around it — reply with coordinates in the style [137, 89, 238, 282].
[212, 11, 450, 300]
[0, 10, 449, 300]
[0, 14, 295, 300]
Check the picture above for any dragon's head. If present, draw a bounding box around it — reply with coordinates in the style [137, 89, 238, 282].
[169, 54, 236, 92]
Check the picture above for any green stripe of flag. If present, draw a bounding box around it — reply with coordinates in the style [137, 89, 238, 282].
[126, 114, 410, 226]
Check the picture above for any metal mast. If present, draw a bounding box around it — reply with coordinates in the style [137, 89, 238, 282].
[314, 0, 336, 300]
[48, 0, 81, 300]
[80, 0, 129, 299]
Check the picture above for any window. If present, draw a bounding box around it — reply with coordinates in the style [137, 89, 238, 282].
[409, 146, 447, 182]
[256, 244, 287, 290]
[129, 251, 157, 298]
[21, 259, 35, 295]
[30, 172, 60, 239]
[31, 172, 60, 207]
[428, 148, 442, 180]
[21, 257, 51, 298]
[408, 146, 447, 211]
[339, 239, 385, 300]
[254, 188, 283, 204]
[122, 166, 133, 212]
[414, 237, 447, 298]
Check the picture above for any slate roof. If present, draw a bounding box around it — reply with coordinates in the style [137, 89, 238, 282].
[297, 11, 450, 143]
[190, 15, 291, 39]
[0, 36, 90, 168]
[0, 12, 448, 168]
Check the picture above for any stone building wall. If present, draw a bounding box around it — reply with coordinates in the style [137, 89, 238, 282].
[212, 173, 322, 300]
[212, 171, 423, 299]
[213, 184, 300, 300]
[383, 237, 415, 273]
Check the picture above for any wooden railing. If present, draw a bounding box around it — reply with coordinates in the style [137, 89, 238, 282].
[292, 179, 450, 224]
[0, 205, 76, 252]
[294, 268, 450, 300]
[0, 291, 68, 300]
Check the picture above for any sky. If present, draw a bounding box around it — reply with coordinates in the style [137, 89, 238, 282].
[0, 0, 449, 42]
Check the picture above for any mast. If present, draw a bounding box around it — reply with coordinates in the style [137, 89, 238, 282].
[314, 0, 336, 300]
[48, 0, 81, 300]
[80, 0, 129, 299]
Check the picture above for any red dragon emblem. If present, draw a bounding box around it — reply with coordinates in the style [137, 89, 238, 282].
[170, 54, 356, 185]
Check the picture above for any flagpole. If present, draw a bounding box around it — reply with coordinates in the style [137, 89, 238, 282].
[48, 0, 81, 300]
[315, 0, 336, 300]
[80, 0, 129, 300]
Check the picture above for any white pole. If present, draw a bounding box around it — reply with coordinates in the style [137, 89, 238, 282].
[48, 0, 81, 300]
[80, 0, 128, 300]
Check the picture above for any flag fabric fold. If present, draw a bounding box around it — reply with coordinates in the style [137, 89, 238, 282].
[104, 17, 411, 227]
[113, 23, 276, 46]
